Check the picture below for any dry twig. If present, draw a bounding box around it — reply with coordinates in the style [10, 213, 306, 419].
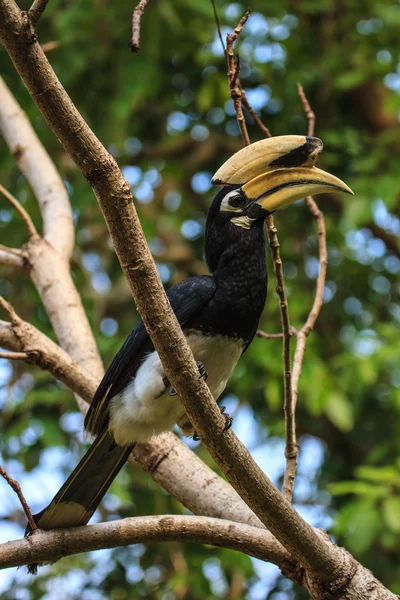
[242, 91, 272, 138]
[225, 10, 251, 146]
[0, 296, 17, 321]
[0, 465, 37, 532]
[0, 183, 38, 239]
[297, 82, 315, 137]
[282, 85, 327, 501]
[0, 351, 29, 359]
[266, 216, 295, 501]
[129, 0, 151, 52]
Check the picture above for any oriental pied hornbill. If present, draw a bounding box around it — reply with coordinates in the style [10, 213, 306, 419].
[28, 135, 352, 535]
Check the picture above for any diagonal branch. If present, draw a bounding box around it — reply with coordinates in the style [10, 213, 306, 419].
[0, 465, 37, 532]
[28, 0, 50, 28]
[0, 182, 38, 239]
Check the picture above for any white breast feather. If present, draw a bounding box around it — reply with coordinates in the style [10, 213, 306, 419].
[109, 333, 243, 445]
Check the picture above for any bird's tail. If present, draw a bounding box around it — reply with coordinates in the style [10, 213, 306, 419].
[27, 429, 134, 534]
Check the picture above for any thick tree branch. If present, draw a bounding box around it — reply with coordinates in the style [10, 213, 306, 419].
[0, 313, 97, 406]
[0, 77, 73, 261]
[0, 515, 292, 572]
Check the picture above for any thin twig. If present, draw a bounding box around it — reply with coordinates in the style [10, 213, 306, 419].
[0, 183, 38, 239]
[0, 244, 23, 257]
[265, 216, 295, 501]
[257, 326, 298, 340]
[0, 465, 37, 532]
[211, 0, 225, 54]
[242, 91, 272, 138]
[0, 351, 30, 359]
[221, 9, 295, 500]
[281, 85, 325, 502]
[28, 0, 49, 28]
[0, 296, 18, 321]
[257, 331, 284, 339]
[291, 197, 327, 412]
[225, 10, 251, 146]
[297, 83, 315, 137]
[129, 0, 151, 52]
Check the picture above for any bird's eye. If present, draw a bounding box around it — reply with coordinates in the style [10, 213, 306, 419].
[229, 194, 246, 209]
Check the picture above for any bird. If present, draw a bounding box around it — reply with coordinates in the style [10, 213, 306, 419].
[27, 135, 352, 539]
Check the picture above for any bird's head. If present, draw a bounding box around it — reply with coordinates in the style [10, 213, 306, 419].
[205, 135, 353, 272]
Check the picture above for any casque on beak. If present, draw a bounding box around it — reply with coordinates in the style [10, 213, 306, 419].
[212, 135, 353, 214]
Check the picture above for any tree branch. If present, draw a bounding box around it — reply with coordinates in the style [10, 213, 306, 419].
[0, 246, 24, 267]
[28, 0, 49, 28]
[129, 0, 150, 52]
[225, 10, 251, 146]
[0, 313, 97, 406]
[0, 465, 37, 533]
[265, 216, 296, 501]
[0, 182, 38, 239]
[0, 77, 74, 261]
[1, 6, 398, 597]
[0, 515, 292, 572]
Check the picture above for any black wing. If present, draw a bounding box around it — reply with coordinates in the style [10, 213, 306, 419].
[84, 275, 216, 437]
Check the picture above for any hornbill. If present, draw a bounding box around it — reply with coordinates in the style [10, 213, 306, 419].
[27, 135, 352, 536]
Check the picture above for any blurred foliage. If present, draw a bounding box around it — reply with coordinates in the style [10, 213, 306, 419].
[0, 0, 400, 598]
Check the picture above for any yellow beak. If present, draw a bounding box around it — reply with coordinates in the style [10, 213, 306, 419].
[243, 166, 354, 212]
[212, 135, 353, 212]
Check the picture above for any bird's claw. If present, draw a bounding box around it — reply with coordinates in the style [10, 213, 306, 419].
[192, 405, 233, 441]
[164, 361, 208, 397]
[196, 360, 208, 381]
[219, 405, 233, 431]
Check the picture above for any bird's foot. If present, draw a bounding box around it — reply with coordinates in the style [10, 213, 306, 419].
[192, 405, 233, 441]
[196, 360, 208, 381]
[219, 405, 234, 432]
[164, 360, 208, 397]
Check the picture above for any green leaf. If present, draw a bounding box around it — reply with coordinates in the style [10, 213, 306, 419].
[329, 480, 388, 498]
[383, 497, 400, 533]
[324, 392, 354, 432]
[355, 465, 400, 484]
